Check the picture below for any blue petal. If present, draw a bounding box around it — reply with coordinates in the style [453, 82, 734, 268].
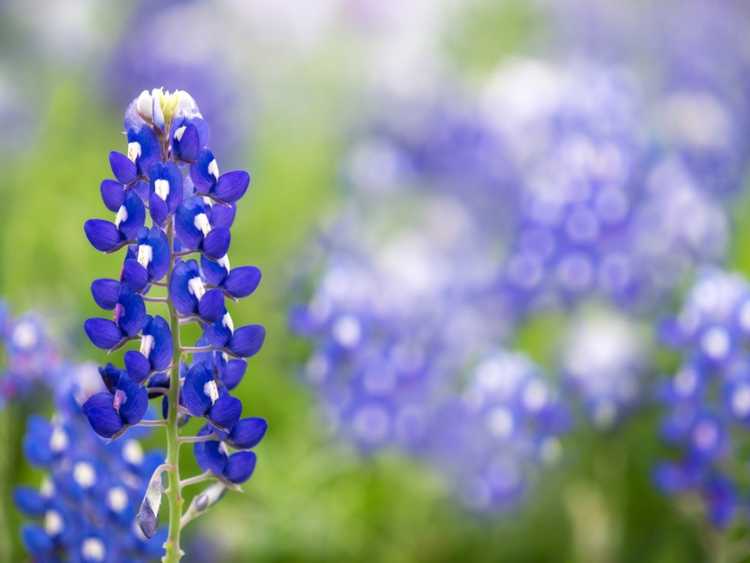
[127, 126, 160, 175]
[223, 451, 257, 484]
[208, 393, 242, 430]
[21, 524, 53, 555]
[228, 325, 266, 358]
[139, 227, 171, 281]
[209, 203, 236, 229]
[149, 192, 169, 226]
[83, 392, 124, 438]
[116, 375, 149, 425]
[84, 318, 123, 350]
[99, 363, 123, 392]
[173, 121, 200, 162]
[100, 179, 125, 212]
[193, 428, 228, 475]
[202, 228, 231, 259]
[169, 259, 200, 316]
[124, 350, 151, 383]
[228, 417, 267, 449]
[109, 151, 137, 184]
[116, 290, 147, 337]
[91, 279, 121, 310]
[182, 363, 213, 416]
[175, 197, 205, 250]
[214, 170, 250, 203]
[121, 258, 149, 292]
[224, 266, 262, 298]
[119, 191, 146, 240]
[14, 486, 47, 517]
[198, 289, 226, 322]
[191, 149, 217, 191]
[204, 319, 232, 347]
[200, 255, 228, 286]
[84, 219, 124, 252]
[144, 316, 173, 371]
[222, 359, 247, 390]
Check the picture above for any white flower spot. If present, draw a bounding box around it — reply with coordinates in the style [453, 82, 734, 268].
[44, 510, 63, 536]
[73, 462, 96, 488]
[40, 478, 54, 497]
[114, 205, 128, 228]
[217, 254, 231, 272]
[123, 439, 144, 465]
[49, 427, 68, 453]
[222, 312, 234, 333]
[701, 327, 730, 360]
[193, 213, 212, 236]
[732, 385, 750, 418]
[693, 420, 719, 451]
[127, 141, 141, 162]
[107, 487, 129, 512]
[174, 125, 186, 142]
[81, 537, 106, 561]
[333, 315, 361, 348]
[208, 159, 219, 180]
[12, 321, 38, 349]
[487, 407, 514, 439]
[137, 244, 153, 268]
[187, 277, 206, 300]
[154, 179, 170, 201]
[522, 380, 548, 412]
[139, 334, 155, 358]
[203, 380, 219, 404]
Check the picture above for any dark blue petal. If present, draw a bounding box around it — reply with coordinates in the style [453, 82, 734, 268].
[200, 255, 228, 286]
[83, 392, 123, 438]
[138, 227, 171, 281]
[99, 363, 123, 392]
[228, 417, 267, 449]
[127, 126, 160, 175]
[208, 393, 242, 431]
[91, 279, 121, 310]
[202, 228, 230, 259]
[84, 219, 124, 252]
[132, 179, 150, 202]
[119, 191, 146, 240]
[224, 266, 262, 298]
[223, 359, 247, 390]
[204, 319, 232, 347]
[116, 291, 147, 337]
[173, 121, 200, 162]
[228, 325, 266, 358]
[109, 151, 137, 184]
[14, 487, 46, 517]
[175, 198, 205, 250]
[145, 316, 173, 371]
[149, 192, 169, 226]
[198, 289, 226, 323]
[182, 363, 213, 416]
[209, 203, 236, 229]
[100, 179, 125, 212]
[214, 170, 250, 203]
[124, 351, 151, 383]
[193, 428, 227, 475]
[169, 259, 200, 316]
[116, 375, 148, 425]
[191, 149, 217, 191]
[121, 258, 149, 292]
[21, 524, 53, 555]
[84, 318, 123, 350]
[223, 451, 257, 484]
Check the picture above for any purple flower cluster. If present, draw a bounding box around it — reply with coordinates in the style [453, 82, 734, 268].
[655, 269, 750, 527]
[81, 88, 267, 553]
[16, 363, 165, 562]
[0, 302, 61, 406]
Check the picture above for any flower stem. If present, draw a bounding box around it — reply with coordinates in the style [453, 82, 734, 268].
[163, 218, 184, 563]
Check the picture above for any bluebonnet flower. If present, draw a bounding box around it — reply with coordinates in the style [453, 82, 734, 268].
[561, 308, 648, 428]
[82, 88, 266, 561]
[16, 362, 166, 562]
[0, 303, 61, 406]
[654, 269, 750, 528]
[103, 0, 251, 161]
[482, 60, 729, 313]
[422, 351, 569, 512]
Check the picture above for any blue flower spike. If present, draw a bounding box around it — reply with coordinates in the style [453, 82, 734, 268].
[82, 88, 266, 562]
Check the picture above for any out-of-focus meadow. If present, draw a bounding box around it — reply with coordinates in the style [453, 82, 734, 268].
[2, 1, 750, 562]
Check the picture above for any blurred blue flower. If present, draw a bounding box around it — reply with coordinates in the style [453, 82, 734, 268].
[655, 269, 750, 528]
[16, 362, 166, 561]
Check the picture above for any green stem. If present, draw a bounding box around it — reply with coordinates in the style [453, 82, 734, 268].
[163, 218, 184, 563]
